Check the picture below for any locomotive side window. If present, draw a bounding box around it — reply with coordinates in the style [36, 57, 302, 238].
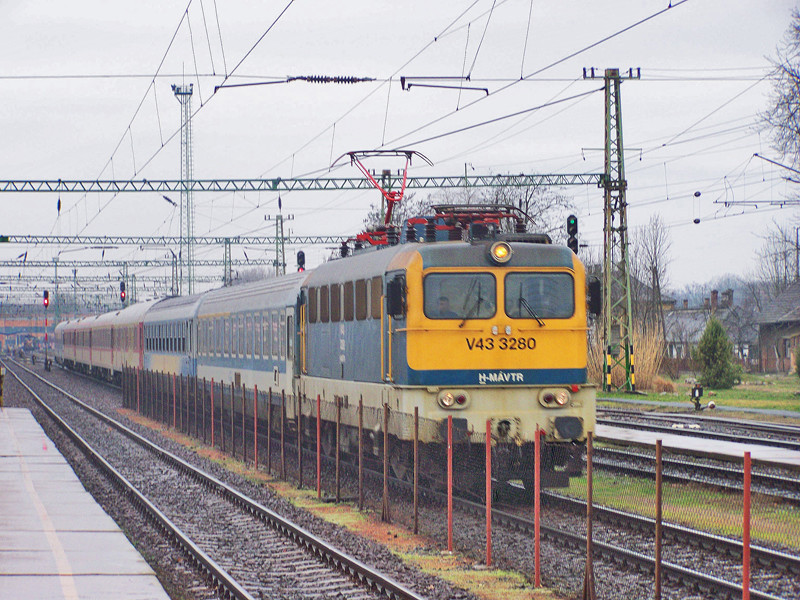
[504, 273, 574, 319]
[343, 281, 354, 321]
[370, 276, 382, 319]
[331, 284, 341, 322]
[308, 287, 317, 323]
[355, 279, 367, 320]
[423, 273, 496, 319]
[320, 286, 330, 323]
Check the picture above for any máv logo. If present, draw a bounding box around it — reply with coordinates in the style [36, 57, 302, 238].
[478, 371, 524, 385]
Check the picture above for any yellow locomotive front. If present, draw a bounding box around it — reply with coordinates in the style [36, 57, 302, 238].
[383, 234, 598, 486]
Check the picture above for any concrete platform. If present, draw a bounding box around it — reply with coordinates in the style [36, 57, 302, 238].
[0, 407, 170, 600]
[597, 424, 800, 469]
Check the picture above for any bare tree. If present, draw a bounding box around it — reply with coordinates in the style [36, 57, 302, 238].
[752, 219, 800, 299]
[630, 213, 672, 324]
[762, 9, 800, 170]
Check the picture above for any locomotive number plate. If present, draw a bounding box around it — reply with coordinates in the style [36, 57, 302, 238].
[465, 337, 536, 350]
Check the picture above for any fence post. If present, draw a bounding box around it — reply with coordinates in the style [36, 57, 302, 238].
[743, 451, 751, 600]
[582, 431, 596, 600]
[382, 403, 390, 523]
[172, 373, 176, 429]
[316, 394, 321, 499]
[231, 382, 236, 458]
[202, 378, 207, 444]
[655, 439, 663, 600]
[535, 426, 541, 587]
[280, 389, 286, 479]
[253, 385, 258, 469]
[211, 378, 215, 448]
[413, 406, 419, 535]
[136, 367, 140, 414]
[447, 414, 453, 552]
[358, 396, 364, 511]
[485, 418, 492, 567]
[267, 387, 272, 474]
[297, 394, 303, 489]
[193, 375, 198, 438]
[336, 396, 341, 503]
[242, 384, 247, 464]
[220, 382, 226, 453]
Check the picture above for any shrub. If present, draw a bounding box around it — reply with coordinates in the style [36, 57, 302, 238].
[652, 376, 676, 393]
[692, 318, 741, 389]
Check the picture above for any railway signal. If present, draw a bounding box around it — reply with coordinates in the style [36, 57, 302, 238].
[42, 289, 49, 307]
[120, 281, 126, 303]
[567, 214, 578, 254]
[297, 250, 305, 272]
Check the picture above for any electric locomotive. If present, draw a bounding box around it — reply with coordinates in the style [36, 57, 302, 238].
[55, 204, 599, 489]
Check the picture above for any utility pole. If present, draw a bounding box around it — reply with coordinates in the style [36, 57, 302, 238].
[584, 67, 640, 392]
[173, 83, 194, 296]
[267, 198, 293, 276]
[223, 238, 232, 286]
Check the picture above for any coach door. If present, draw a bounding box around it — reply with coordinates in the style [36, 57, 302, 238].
[284, 308, 296, 391]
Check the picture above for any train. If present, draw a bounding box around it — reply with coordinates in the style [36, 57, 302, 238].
[55, 204, 600, 489]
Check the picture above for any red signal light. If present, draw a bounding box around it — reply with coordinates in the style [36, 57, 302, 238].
[43, 290, 49, 308]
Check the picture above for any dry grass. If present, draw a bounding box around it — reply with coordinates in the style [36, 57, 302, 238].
[651, 376, 676, 393]
[588, 319, 664, 391]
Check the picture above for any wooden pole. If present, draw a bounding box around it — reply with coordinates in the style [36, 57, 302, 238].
[535, 426, 542, 586]
[280, 389, 286, 479]
[382, 403, 391, 523]
[230, 382, 235, 458]
[297, 394, 303, 488]
[335, 396, 341, 502]
[242, 384, 247, 463]
[267, 387, 272, 474]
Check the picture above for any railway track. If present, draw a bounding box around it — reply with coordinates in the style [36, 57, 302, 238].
[3, 358, 428, 600]
[597, 407, 800, 452]
[594, 446, 800, 504]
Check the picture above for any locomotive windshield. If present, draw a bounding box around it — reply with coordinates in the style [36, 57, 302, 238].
[424, 273, 496, 319]
[504, 272, 574, 319]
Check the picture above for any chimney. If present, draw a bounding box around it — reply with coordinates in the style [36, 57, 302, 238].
[703, 298, 710, 309]
[683, 299, 688, 309]
[710, 289, 719, 311]
[721, 288, 733, 308]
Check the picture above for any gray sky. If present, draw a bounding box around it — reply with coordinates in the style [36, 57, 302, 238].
[2, 0, 798, 301]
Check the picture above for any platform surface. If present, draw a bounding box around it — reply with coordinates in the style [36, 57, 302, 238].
[596, 423, 800, 468]
[0, 407, 170, 600]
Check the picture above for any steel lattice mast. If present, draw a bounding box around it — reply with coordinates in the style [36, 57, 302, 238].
[586, 67, 639, 392]
[173, 83, 195, 295]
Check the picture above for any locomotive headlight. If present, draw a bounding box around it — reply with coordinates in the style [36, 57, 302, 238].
[539, 388, 571, 408]
[440, 392, 455, 407]
[488, 241, 512, 265]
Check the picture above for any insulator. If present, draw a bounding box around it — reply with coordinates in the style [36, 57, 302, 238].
[340, 242, 349, 257]
[405, 223, 416, 242]
[515, 219, 526, 234]
[448, 226, 463, 241]
[425, 219, 436, 243]
[386, 226, 399, 246]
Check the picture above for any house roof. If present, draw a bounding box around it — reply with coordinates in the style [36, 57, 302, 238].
[757, 280, 800, 325]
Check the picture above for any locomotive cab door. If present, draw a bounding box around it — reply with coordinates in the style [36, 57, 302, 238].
[285, 307, 296, 393]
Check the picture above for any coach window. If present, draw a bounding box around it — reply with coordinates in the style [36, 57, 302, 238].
[271, 311, 279, 358]
[238, 315, 245, 356]
[287, 315, 294, 358]
[262, 313, 270, 359]
[355, 279, 367, 320]
[370, 276, 382, 319]
[280, 310, 286, 360]
[255, 315, 263, 358]
[308, 287, 317, 323]
[504, 272, 574, 319]
[343, 281, 354, 321]
[320, 286, 330, 323]
[245, 315, 252, 357]
[331, 284, 341, 322]
[423, 273, 496, 320]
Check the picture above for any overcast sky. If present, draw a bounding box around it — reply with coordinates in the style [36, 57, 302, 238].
[1, 0, 798, 302]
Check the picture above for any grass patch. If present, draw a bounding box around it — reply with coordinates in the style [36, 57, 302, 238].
[562, 472, 800, 550]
